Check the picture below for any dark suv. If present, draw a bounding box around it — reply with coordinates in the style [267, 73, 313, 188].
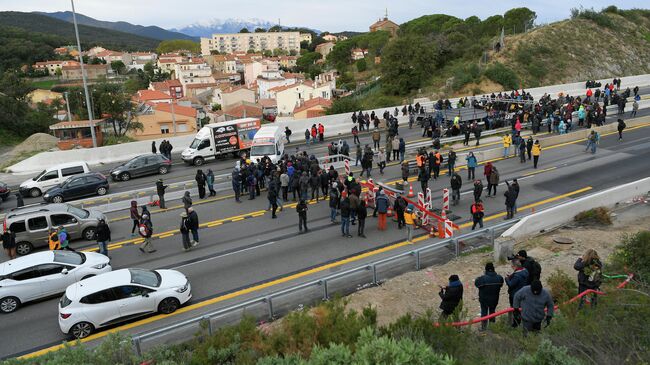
[43, 172, 109, 203]
[109, 154, 171, 181]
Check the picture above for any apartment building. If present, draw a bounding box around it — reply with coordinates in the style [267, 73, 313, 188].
[174, 59, 216, 95]
[201, 32, 300, 55]
[33, 60, 79, 76]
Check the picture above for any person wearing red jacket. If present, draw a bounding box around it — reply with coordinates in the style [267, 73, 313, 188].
[317, 123, 325, 142]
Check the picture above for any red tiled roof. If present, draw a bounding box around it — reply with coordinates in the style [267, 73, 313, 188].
[224, 104, 263, 119]
[259, 98, 277, 108]
[150, 79, 182, 91]
[178, 59, 206, 65]
[268, 83, 300, 93]
[158, 58, 178, 64]
[136, 89, 172, 101]
[293, 97, 332, 114]
[185, 82, 222, 89]
[283, 72, 305, 80]
[49, 120, 100, 130]
[154, 103, 197, 118]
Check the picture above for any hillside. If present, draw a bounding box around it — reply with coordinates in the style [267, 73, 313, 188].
[0, 12, 159, 51]
[37, 11, 196, 41]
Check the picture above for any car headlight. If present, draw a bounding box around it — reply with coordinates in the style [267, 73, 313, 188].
[44, 193, 50, 198]
[175, 281, 189, 293]
[92, 263, 108, 269]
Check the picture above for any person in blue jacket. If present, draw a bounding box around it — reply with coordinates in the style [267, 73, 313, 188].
[505, 259, 529, 327]
[466, 152, 478, 180]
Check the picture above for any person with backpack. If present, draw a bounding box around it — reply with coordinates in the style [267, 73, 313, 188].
[585, 130, 599, 154]
[2, 229, 17, 260]
[284, 126, 292, 143]
[187, 207, 200, 246]
[471, 200, 485, 230]
[155, 179, 167, 209]
[474, 263, 504, 330]
[95, 219, 111, 256]
[57, 226, 74, 251]
[439, 275, 464, 319]
[130, 201, 141, 237]
[574, 249, 603, 308]
[531, 140, 542, 169]
[48, 229, 60, 250]
[139, 214, 155, 253]
[179, 212, 192, 251]
[376, 190, 389, 231]
[516, 250, 541, 284]
[447, 149, 457, 176]
[297, 199, 308, 233]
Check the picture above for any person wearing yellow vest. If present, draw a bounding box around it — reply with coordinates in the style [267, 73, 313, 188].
[404, 204, 418, 243]
[48, 229, 60, 250]
[502, 134, 512, 158]
[532, 140, 542, 169]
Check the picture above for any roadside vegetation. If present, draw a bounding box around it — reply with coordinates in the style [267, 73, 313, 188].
[5, 230, 649, 365]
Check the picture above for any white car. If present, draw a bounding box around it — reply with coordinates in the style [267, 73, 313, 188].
[0, 251, 111, 313]
[59, 268, 191, 339]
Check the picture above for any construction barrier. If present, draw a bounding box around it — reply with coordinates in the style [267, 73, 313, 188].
[442, 188, 450, 212]
[344, 158, 350, 176]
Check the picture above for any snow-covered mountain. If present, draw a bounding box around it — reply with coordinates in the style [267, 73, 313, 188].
[172, 18, 277, 37]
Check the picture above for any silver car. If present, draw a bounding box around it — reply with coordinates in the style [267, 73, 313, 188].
[0, 251, 111, 313]
[2, 203, 107, 255]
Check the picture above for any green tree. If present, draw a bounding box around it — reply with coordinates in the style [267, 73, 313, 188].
[110, 60, 126, 75]
[268, 25, 282, 32]
[156, 39, 200, 54]
[92, 81, 141, 137]
[239, 28, 250, 33]
[356, 58, 367, 72]
[273, 48, 288, 56]
[503, 7, 537, 33]
[89, 57, 103, 65]
[254, 27, 266, 33]
[380, 34, 438, 95]
[263, 50, 273, 57]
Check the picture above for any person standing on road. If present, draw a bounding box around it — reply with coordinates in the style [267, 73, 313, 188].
[187, 207, 200, 246]
[340, 196, 352, 238]
[58, 226, 74, 251]
[310, 170, 320, 202]
[585, 130, 599, 154]
[403, 204, 418, 243]
[357, 200, 367, 238]
[2, 229, 17, 260]
[450, 172, 462, 206]
[130, 201, 141, 237]
[139, 214, 155, 253]
[95, 219, 111, 256]
[475, 263, 503, 330]
[372, 129, 381, 149]
[247, 172, 257, 200]
[182, 191, 192, 212]
[392, 137, 400, 161]
[471, 199, 484, 230]
[617, 118, 626, 140]
[530, 140, 541, 169]
[431, 150, 442, 180]
[487, 165, 499, 197]
[376, 190, 389, 231]
[352, 125, 360, 145]
[502, 134, 512, 158]
[473, 179, 483, 202]
[206, 169, 216, 197]
[151, 141, 157, 154]
[156, 179, 167, 209]
[399, 138, 406, 163]
[296, 199, 308, 233]
[299, 172, 310, 202]
[329, 183, 340, 223]
[526, 136, 533, 161]
[14, 193, 24, 208]
[631, 99, 638, 118]
[447, 149, 457, 176]
[574, 249, 603, 309]
[418, 165, 430, 196]
[505, 259, 529, 327]
[284, 126, 292, 144]
[304, 129, 310, 145]
[376, 149, 386, 174]
[466, 152, 477, 180]
[195, 169, 207, 199]
[438, 274, 464, 319]
[394, 194, 407, 229]
[179, 212, 192, 251]
[232, 167, 242, 203]
[280, 170, 290, 201]
[504, 183, 516, 219]
[268, 184, 279, 219]
[513, 280, 554, 336]
[318, 123, 325, 142]
[518, 137, 526, 163]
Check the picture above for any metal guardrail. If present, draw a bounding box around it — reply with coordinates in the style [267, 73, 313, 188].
[130, 219, 518, 356]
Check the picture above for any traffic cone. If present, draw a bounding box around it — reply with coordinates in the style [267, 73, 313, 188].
[438, 221, 445, 238]
[407, 183, 415, 198]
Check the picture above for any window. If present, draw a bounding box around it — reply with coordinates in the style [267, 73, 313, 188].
[81, 288, 117, 304]
[197, 139, 210, 150]
[9, 221, 26, 234]
[66, 177, 85, 187]
[160, 125, 170, 134]
[113, 285, 153, 299]
[10, 267, 40, 281]
[129, 269, 161, 287]
[54, 251, 85, 265]
[27, 216, 48, 231]
[38, 264, 72, 276]
[39, 170, 59, 182]
[146, 156, 162, 165]
[61, 166, 85, 177]
[67, 206, 90, 219]
[322, 91, 328, 98]
[86, 176, 102, 184]
[51, 214, 77, 226]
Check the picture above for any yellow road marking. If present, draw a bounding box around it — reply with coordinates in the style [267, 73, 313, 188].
[207, 222, 223, 228]
[523, 167, 556, 176]
[231, 217, 244, 222]
[22, 186, 593, 359]
[158, 233, 174, 239]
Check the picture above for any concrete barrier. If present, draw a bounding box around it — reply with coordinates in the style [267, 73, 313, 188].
[501, 177, 650, 239]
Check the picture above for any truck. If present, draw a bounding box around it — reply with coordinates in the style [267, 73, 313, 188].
[181, 118, 261, 166]
[249, 125, 285, 164]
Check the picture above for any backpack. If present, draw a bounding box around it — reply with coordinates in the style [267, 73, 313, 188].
[529, 259, 542, 281]
[139, 223, 151, 237]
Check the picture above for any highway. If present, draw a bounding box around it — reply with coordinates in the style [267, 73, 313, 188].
[2, 111, 650, 359]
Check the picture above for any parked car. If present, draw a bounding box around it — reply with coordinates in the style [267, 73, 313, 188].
[59, 268, 191, 339]
[0, 251, 111, 313]
[109, 154, 171, 182]
[43, 172, 109, 204]
[3, 203, 107, 255]
[19, 162, 90, 198]
[0, 181, 10, 201]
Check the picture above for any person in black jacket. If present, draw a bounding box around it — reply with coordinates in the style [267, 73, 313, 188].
[155, 179, 167, 209]
[297, 199, 308, 233]
[357, 200, 367, 238]
[179, 212, 192, 251]
[340, 197, 352, 238]
[187, 207, 200, 246]
[439, 274, 464, 319]
[95, 219, 111, 256]
[475, 263, 504, 330]
[516, 250, 541, 284]
[574, 249, 603, 308]
[195, 169, 207, 199]
[450, 172, 462, 206]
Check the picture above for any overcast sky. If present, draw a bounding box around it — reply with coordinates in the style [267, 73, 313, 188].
[2, 0, 648, 32]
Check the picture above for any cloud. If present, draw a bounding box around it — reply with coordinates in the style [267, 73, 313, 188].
[3, 0, 648, 32]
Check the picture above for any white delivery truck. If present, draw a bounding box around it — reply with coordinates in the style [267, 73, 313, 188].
[181, 118, 261, 166]
[249, 126, 285, 163]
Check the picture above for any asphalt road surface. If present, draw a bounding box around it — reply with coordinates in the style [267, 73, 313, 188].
[2, 114, 650, 359]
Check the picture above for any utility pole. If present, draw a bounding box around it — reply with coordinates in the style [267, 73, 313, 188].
[71, 0, 97, 148]
[64, 92, 72, 122]
[169, 87, 177, 136]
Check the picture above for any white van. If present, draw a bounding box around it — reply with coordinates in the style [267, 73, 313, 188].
[249, 126, 285, 163]
[19, 162, 90, 198]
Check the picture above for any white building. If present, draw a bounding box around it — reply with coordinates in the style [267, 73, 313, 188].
[201, 32, 300, 55]
[174, 59, 216, 95]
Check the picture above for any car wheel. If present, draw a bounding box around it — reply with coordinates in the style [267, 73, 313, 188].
[119, 172, 131, 181]
[82, 227, 96, 241]
[97, 187, 108, 196]
[52, 195, 64, 203]
[16, 242, 33, 256]
[193, 157, 204, 166]
[30, 188, 41, 198]
[158, 166, 169, 175]
[70, 322, 94, 339]
[0, 297, 20, 313]
[158, 297, 180, 314]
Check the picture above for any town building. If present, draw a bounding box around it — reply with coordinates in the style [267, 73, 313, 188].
[174, 59, 216, 95]
[278, 56, 298, 69]
[149, 79, 184, 99]
[33, 60, 79, 76]
[315, 42, 335, 58]
[300, 33, 313, 44]
[370, 11, 400, 37]
[134, 89, 173, 104]
[49, 120, 104, 149]
[200, 32, 300, 55]
[322, 34, 338, 42]
[292, 97, 332, 119]
[134, 102, 198, 140]
[95, 50, 133, 65]
[61, 64, 109, 80]
[351, 48, 368, 61]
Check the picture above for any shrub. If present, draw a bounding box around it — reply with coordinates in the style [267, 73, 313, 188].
[325, 97, 361, 115]
[570, 6, 614, 28]
[574, 207, 612, 225]
[610, 231, 650, 280]
[355, 58, 367, 72]
[484, 62, 519, 90]
[513, 339, 582, 365]
[353, 327, 454, 365]
[546, 268, 577, 303]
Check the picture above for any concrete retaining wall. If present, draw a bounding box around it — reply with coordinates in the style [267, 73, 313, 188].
[501, 177, 650, 239]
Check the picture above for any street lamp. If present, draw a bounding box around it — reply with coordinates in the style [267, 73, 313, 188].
[71, 0, 97, 148]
